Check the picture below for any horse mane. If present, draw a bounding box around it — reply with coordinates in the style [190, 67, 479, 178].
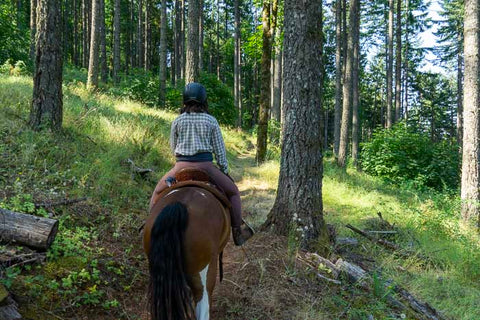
[148, 202, 195, 320]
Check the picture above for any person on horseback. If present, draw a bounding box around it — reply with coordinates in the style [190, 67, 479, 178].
[150, 82, 253, 246]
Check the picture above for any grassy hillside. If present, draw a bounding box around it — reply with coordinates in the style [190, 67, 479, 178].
[1, 74, 479, 319]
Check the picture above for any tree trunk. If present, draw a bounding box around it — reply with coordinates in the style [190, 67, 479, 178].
[87, 0, 100, 89]
[351, 3, 360, 168]
[159, 0, 167, 105]
[99, 0, 107, 82]
[386, 0, 394, 128]
[82, 0, 88, 67]
[256, 0, 272, 164]
[216, 0, 221, 80]
[404, 0, 409, 121]
[457, 34, 464, 146]
[263, 0, 328, 252]
[144, 0, 151, 71]
[113, 0, 120, 83]
[337, 0, 359, 168]
[137, 0, 144, 68]
[186, 0, 200, 83]
[271, 29, 282, 123]
[174, 0, 181, 83]
[234, 0, 242, 127]
[30, 0, 37, 62]
[181, 0, 186, 79]
[73, 0, 79, 66]
[461, 0, 480, 225]
[31, 0, 63, 131]
[0, 209, 58, 250]
[394, 0, 402, 122]
[199, 0, 204, 72]
[334, 0, 342, 158]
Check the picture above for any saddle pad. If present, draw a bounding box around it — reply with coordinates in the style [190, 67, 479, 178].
[157, 181, 232, 209]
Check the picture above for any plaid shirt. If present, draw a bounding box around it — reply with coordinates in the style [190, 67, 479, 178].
[170, 112, 229, 173]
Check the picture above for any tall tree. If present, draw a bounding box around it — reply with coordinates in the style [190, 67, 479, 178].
[99, 0, 107, 82]
[186, 0, 201, 82]
[461, 0, 480, 225]
[263, 0, 328, 251]
[174, 0, 182, 83]
[113, 0, 120, 84]
[137, 0, 144, 68]
[87, 0, 100, 89]
[30, 0, 63, 131]
[199, 0, 204, 71]
[256, 0, 272, 164]
[333, 0, 342, 157]
[159, 0, 167, 105]
[271, 25, 282, 123]
[337, 0, 359, 168]
[395, 0, 402, 122]
[30, 0, 37, 62]
[234, 0, 242, 127]
[144, 0, 151, 70]
[386, 0, 394, 127]
[351, 2, 361, 168]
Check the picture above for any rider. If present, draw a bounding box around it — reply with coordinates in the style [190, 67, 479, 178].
[150, 82, 252, 246]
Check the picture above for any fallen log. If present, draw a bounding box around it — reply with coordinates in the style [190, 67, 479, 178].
[0, 208, 58, 250]
[0, 286, 22, 320]
[345, 224, 429, 261]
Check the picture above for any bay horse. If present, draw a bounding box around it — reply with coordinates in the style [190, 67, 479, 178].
[143, 182, 231, 320]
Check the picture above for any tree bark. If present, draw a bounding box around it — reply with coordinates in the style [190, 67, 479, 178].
[30, 0, 37, 63]
[404, 0, 409, 121]
[461, 0, 480, 225]
[82, 0, 89, 67]
[216, 0, 221, 80]
[337, 0, 359, 168]
[334, 0, 342, 158]
[144, 0, 151, 71]
[159, 0, 167, 105]
[351, 4, 360, 168]
[457, 34, 464, 146]
[234, 0, 242, 127]
[263, 0, 328, 252]
[186, 0, 200, 82]
[386, 0, 394, 128]
[87, 0, 100, 89]
[99, 0, 107, 82]
[73, 0, 79, 66]
[30, 0, 63, 131]
[113, 0, 121, 83]
[394, 0, 402, 122]
[256, 0, 272, 164]
[199, 0, 204, 72]
[0, 209, 58, 250]
[271, 29, 282, 123]
[137, 0, 144, 68]
[181, 0, 186, 79]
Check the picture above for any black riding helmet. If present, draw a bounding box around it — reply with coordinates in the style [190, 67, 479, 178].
[183, 82, 207, 104]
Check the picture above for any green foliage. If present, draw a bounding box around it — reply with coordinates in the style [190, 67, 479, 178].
[360, 124, 460, 190]
[0, 59, 29, 76]
[199, 72, 236, 125]
[0, 4, 29, 64]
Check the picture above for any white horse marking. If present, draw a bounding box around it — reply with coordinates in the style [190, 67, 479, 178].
[195, 264, 210, 320]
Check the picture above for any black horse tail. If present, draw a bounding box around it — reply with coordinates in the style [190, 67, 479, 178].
[148, 202, 195, 320]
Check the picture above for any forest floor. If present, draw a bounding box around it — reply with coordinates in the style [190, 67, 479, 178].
[1, 74, 480, 320]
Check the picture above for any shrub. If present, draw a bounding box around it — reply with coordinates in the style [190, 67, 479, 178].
[199, 72, 236, 126]
[360, 124, 460, 190]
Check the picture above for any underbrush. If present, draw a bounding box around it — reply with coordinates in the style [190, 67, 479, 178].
[1, 74, 479, 319]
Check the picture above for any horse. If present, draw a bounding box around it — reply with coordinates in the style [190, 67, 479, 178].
[143, 181, 231, 320]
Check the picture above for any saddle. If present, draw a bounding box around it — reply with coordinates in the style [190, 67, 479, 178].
[158, 168, 232, 210]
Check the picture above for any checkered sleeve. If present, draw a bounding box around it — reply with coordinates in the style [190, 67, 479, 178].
[211, 119, 228, 173]
[170, 119, 178, 153]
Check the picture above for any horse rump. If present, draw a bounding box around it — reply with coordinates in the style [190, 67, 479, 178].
[148, 202, 195, 320]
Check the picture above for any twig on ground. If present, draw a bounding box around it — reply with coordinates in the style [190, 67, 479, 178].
[35, 197, 87, 209]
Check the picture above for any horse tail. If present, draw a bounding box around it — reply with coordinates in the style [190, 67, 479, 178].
[148, 202, 195, 320]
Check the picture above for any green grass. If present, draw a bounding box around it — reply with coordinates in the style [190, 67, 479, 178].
[1, 73, 480, 319]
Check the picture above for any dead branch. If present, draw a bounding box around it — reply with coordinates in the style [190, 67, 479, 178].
[126, 158, 154, 178]
[35, 197, 87, 209]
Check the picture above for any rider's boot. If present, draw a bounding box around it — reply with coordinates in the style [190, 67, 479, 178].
[232, 224, 253, 246]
